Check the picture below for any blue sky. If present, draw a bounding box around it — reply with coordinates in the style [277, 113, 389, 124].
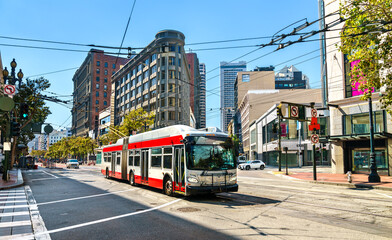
[0, 0, 321, 130]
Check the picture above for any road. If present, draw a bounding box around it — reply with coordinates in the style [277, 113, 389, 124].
[23, 167, 392, 240]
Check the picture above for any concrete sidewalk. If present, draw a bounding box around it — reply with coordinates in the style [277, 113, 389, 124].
[271, 166, 392, 191]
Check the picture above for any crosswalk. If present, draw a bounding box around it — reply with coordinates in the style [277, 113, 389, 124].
[0, 187, 34, 240]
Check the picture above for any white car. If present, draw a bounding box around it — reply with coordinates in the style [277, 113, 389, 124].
[66, 159, 79, 169]
[238, 160, 265, 170]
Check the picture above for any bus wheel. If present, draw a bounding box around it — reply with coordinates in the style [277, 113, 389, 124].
[129, 171, 136, 186]
[164, 177, 173, 196]
[106, 168, 109, 178]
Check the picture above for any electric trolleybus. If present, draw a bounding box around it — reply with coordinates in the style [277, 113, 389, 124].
[99, 125, 238, 196]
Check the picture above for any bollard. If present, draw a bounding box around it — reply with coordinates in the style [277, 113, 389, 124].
[347, 171, 352, 183]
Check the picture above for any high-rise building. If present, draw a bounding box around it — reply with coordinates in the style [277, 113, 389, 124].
[199, 63, 206, 128]
[111, 30, 191, 128]
[48, 129, 68, 146]
[275, 65, 310, 89]
[220, 61, 246, 132]
[186, 53, 202, 128]
[71, 49, 128, 137]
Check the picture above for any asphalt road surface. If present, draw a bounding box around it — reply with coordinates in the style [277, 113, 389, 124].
[23, 166, 392, 240]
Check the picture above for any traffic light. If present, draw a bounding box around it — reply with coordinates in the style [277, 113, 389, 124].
[277, 104, 282, 117]
[20, 103, 29, 120]
[11, 121, 21, 136]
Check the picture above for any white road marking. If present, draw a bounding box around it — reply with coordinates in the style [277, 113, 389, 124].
[0, 193, 25, 196]
[0, 232, 34, 240]
[0, 200, 27, 204]
[31, 177, 68, 181]
[0, 196, 26, 200]
[0, 211, 30, 217]
[0, 205, 29, 209]
[0, 190, 25, 193]
[0, 220, 31, 228]
[37, 189, 136, 206]
[25, 185, 50, 240]
[41, 171, 58, 178]
[34, 199, 182, 237]
[375, 192, 392, 198]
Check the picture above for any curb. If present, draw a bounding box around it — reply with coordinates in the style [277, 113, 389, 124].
[271, 171, 392, 192]
[0, 169, 24, 190]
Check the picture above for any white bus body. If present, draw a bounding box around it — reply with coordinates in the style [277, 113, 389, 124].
[100, 125, 238, 196]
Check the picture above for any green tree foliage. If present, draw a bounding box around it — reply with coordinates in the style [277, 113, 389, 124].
[45, 136, 97, 160]
[230, 134, 240, 158]
[1, 77, 51, 166]
[30, 150, 47, 158]
[99, 108, 155, 145]
[339, 0, 392, 113]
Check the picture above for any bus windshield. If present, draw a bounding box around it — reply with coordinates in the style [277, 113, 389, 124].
[186, 136, 236, 170]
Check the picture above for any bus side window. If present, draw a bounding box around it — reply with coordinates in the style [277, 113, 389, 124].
[151, 148, 162, 168]
[163, 147, 172, 169]
[134, 150, 140, 166]
[116, 152, 121, 165]
[128, 150, 134, 166]
[107, 153, 112, 163]
[104, 152, 107, 162]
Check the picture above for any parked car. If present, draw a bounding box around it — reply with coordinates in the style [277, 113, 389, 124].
[66, 159, 79, 169]
[238, 160, 265, 170]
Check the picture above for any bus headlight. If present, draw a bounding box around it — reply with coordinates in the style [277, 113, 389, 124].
[187, 176, 199, 183]
[230, 176, 237, 182]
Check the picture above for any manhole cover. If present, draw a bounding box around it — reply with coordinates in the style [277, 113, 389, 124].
[177, 207, 201, 212]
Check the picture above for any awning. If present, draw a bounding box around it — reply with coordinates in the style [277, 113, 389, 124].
[329, 132, 392, 141]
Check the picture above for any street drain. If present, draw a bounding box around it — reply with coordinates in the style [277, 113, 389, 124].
[177, 207, 201, 212]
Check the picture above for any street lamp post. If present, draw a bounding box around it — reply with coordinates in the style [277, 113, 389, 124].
[368, 97, 380, 183]
[1, 59, 23, 181]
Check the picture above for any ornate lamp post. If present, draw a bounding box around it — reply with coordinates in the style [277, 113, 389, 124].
[2, 58, 24, 88]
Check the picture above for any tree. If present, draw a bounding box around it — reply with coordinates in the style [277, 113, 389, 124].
[339, 0, 392, 113]
[45, 136, 97, 161]
[1, 77, 51, 166]
[99, 108, 155, 145]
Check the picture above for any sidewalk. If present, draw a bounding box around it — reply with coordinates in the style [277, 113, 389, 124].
[0, 169, 24, 190]
[271, 166, 392, 191]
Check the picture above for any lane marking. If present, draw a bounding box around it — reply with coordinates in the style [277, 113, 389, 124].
[37, 189, 136, 206]
[31, 177, 68, 181]
[0, 190, 25, 193]
[0, 196, 26, 200]
[41, 171, 58, 178]
[0, 220, 31, 228]
[0, 193, 25, 196]
[34, 199, 182, 237]
[375, 192, 392, 198]
[0, 211, 30, 217]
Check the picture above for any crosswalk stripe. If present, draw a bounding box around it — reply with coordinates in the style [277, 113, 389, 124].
[0, 233, 34, 240]
[0, 220, 31, 228]
[0, 211, 30, 217]
[0, 200, 28, 204]
[0, 205, 29, 209]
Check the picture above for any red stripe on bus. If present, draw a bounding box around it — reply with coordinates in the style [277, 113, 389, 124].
[128, 135, 183, 149]
[103, 145, 123, 152]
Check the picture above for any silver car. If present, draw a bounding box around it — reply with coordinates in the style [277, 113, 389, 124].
[66, 159, 79, 169]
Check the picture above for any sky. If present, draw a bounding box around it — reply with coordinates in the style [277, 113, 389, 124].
[0, 0, 322, 131]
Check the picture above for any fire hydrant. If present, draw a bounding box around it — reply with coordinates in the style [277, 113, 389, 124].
[347, 171, 352, 183]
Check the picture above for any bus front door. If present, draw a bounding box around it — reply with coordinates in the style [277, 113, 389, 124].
[141, 149, 149, 184]
[111, 152, 116, 177]
[174, 147, 185, 192]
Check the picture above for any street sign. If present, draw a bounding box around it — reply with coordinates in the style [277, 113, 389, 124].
[0, 97, 15, 111]
[311, 134, 319, 144]
[4, 85, 16, 95]
[309, 117, 320, 131]
[311, 108, 317, 118]
[290, 105, 299, 118]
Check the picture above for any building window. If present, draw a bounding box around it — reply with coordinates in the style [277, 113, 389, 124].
[178, 59, 181, 66]
[104, 92, 107, 97]
[169, 45, 175, 52]
[104, 62, 108, 68]
[168, 84, 175, 93]
[97, 61, 100, 66]
[161, 83, 165, 92]
[151, 90, 157, 98]
[144, 58, 149, 66]
[96, 100, 99, 105]
[95, 107, 99, 112]
[143, 93, 149, 102]
[143, 82, 149, 90]
[343, 111, 384, 135]
[104, 70, 108, 75]
[161, 111, 165, 120]
[161, 57, 166, 66]
[169, 111, 175, 120]
[151, 65, 157, 74]
[96, 92, 99, 97]
[169, 70, 175, 79]
[104, 85, 107, 90]
[151, 77, 157, 86]
[96, 84, 99, 89]
[104, 101, 107, 106]
[138, 64, 142, 72]
[113, 64, 116, 69]
[138, 75, 142, 83]
[161, 70, 166, 79]
[169, 97, 175, 107]
[242, 74, 250, 82]
[96, 77, 100, 81]
[151, 54, 157, 62]
[169, 57, 175, 66]
[161, 98, 166, 107]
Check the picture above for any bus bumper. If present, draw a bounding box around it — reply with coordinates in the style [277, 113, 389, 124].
[186, 184, 238, 195]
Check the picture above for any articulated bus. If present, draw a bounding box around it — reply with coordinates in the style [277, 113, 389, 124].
[100, 125, 238, 196]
